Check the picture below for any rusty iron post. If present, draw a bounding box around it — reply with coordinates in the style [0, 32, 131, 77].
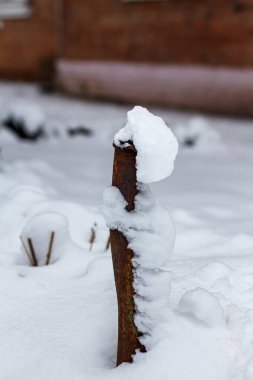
[110, 142, 145, 366]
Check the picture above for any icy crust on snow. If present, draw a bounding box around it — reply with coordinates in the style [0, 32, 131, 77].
[114, 106, 178, 183]
[103, 184, 175, 349]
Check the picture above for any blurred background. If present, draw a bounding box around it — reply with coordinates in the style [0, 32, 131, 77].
[1, 0, 253, 116]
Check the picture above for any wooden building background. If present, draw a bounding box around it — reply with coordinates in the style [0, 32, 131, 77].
[1, 0, 253, 114]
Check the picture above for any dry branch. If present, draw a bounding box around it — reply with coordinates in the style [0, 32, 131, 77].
[27, 238, 38, 267]
[89, 223, 97, 251]
[45, 231, 55, 265]
[20, 236, 34, 266]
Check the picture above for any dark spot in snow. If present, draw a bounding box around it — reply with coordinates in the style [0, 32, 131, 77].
[38, 82, 55, 94]
[67, 126, 93, 137]
[17, 273, 26, 278]
[2, 116, 45, 141]
[184, 138, 196, 147]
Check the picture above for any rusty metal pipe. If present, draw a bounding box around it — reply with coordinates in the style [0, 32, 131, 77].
[110, 142, 145, 366]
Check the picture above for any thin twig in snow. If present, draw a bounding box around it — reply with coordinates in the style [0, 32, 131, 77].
[89, 223, 97, 251]
[27, 238, 38, 267]
[105, 234, 110, 251]
[20, 236, 34, 266]
[45, 231, 55, 265]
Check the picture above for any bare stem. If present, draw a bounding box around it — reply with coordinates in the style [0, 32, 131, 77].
[20, 236, 34, 266]
[105, 234, 110, 251]
[27, 238, 38, 267]
[45, 231, 55, 265]
[89, 223, 97, 251]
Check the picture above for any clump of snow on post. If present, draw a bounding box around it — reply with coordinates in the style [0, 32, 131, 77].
[114, 106, 178, 183]
[104, 184, 175, 269]
[103, 185, 175, 349]
[21, 212, 69, 266]
[104, 106, 178, 350]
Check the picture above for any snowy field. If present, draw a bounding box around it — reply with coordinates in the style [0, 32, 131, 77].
[0, 82, 253, 380]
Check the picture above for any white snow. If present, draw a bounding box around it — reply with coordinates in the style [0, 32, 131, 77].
[0, 82, 252, 379]
[173, 116, 222, 152]
[0, 0, 31, 19]
[103, 184, 175, 269]
[2, 101, 45, 133]
[114, 106, 178, 183]
[178, 287, 225, 327]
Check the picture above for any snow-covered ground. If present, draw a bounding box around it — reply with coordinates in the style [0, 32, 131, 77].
[0, 82, 253, 380]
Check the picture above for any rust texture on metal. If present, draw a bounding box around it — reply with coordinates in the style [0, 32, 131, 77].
[110, 142, 145, 366]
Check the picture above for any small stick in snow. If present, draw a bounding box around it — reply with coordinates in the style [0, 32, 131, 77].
[20, 236, 34, 266]
[27, 238, 38, 267]
[45, 231, 55, 265]
[89, 223, 97, 251]
[105, 234, 110, 251]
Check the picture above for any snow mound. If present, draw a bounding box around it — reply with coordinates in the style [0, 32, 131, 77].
[195, 262, 232, 284]
[3, 101, 45, 133]
[173, 116, 221, 151]
[245, 356, 253, 380]
[20, 212, 69, 266]
[114, 106, 178, 183]
[178, 287, 225, 327]
[31, 200, 109, 254]
[7, 185, 48, 203]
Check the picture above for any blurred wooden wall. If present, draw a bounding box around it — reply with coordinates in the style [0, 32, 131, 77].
[1, 0, 253, 81]
[0, 0, 56, 81]
[61, 0, 253, 67]
[1, 0, 253, 115]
